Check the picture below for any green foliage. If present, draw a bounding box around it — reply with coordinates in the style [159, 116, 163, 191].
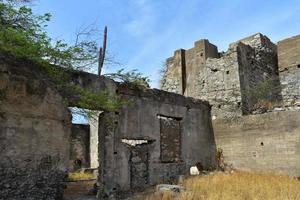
[0, 1, 149, 114]
[106, 69, 150, 88]
[159, 61, 168, 88]
[0, 2, 51, 60]
[246, 78, 282, 110]
[74, 86, 126, 112]
[0, 1, 99, 69]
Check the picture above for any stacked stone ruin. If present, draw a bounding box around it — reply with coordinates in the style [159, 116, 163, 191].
[1, 33, 300, 200]
[161, 33, 300, 179]
[0, 52, 216, 199]
[161, 33, 300, 119]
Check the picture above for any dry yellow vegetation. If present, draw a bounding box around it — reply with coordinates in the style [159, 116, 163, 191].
[146, 171, 300, 200]
[68, 171, 96, 181]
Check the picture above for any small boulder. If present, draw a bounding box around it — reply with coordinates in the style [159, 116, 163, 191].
[156, 184, 184, 195]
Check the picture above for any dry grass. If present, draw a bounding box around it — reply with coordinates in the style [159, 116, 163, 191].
[254, 99, 280, 110]
[68, 171, 96, 181]
[145, 171, 300, 200]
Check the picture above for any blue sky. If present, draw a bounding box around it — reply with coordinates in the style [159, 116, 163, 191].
[33, 0, 300, 88]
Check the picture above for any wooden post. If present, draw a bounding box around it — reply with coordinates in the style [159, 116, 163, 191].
[98, 26, 107, 76]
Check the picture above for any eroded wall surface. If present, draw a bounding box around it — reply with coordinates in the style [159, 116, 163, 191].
[98, 86, 216, 198]
[70, 124, 90, 171]
[198, 45, 242, 119]
[185, 39, 219, 97]
[236, 37, 280, 114]
[69, 71, 116, 169]
[214, 110, 300, 176]
[278, 35, 300, 106]
[160, 49, 186, 94]
[0, 54, 72, 199]
[161, 33, 280, 119]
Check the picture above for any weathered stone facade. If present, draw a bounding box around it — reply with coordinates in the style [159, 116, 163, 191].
[98, 85, 216, 199]
[161, 32, 300, 179]
[3, 31, 300, 199]
[1, 52, 216, 199]
[161, 33, 282, 119]
[0, 53, 72, 200]
[278, 35, 300, 106]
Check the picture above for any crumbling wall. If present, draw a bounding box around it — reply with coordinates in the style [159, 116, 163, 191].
[237, 40, 280, 114]
[185, 39, 219, 97]
[278, 35, 300, 106]
[0, 53, 72, 200]
[214, 110, 300, 177]
[70, 124, 90, 171]
[197, 45, 242, 119]
[160, 49, 186, 94]
[68, 71, 117, 169]
[98, 86, 216, 198]
[89, 113, 101, 169]
[161, 33, 281, 119]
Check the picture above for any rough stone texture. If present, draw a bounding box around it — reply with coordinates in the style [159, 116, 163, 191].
[68, 71, 116, 169]
[278, 35, 300, 106]
[185, 39, 219, 97]
[214, 110, 300, 177]
[236, 39, 280, 114]
[97, 85, 216, 199]
[89, 113, 101, 169]
[161, 33, 281, 119]
[0, 53, 72, 200]
[156, 184, 184, 194]
[129, 145, 149, 190]
[196, 44, 242, 119]
[159, 116, 181, 163]
[70, 124, 90, 171]
[160, 49, 186, 94]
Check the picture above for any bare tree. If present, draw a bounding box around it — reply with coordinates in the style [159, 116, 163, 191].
[98, 26, 107, 76]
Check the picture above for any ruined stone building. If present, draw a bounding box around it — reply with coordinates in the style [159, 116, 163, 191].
[1, 33, 300, 200]
[0, 52, 216, 199]
[162, 33, 300, 177]
[98, 85, 215, 198]
[278, 35, 300, 106]
[161, 33, 299, 118]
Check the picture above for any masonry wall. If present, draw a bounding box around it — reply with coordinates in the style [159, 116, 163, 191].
[161, 33, 281, 119]
[98, 86, 216, 198]
[70, 124, 90, 171]
[160, 49, 185, 94]
[185, 39, 219, 97]
[0, 53, 72, 199]
[69, 71, 117, 169]
[237, 37, 280, 114]
[213, 110, 300, 177]
[197, 45, 242, 119]
[278, 35, 300, 106]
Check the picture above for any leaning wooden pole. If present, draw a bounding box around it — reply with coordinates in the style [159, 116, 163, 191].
[98, 26, 107, 76]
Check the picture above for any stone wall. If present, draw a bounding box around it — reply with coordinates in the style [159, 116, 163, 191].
[213, 110, 300, 177]
[68, 71, 117, 169]
[236, 37, 280, 114]
[197, 44, 242, 119]
[160, 49, 185, 94]
[89, 113, 101, 169]
[70, 124, 90, 171]
[185, 39, 219, 97]
[98, 86, 216, 198]
[278, 35, 300, 106]
[0, 53, 72, 199]
[161, 33, 281, 119]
